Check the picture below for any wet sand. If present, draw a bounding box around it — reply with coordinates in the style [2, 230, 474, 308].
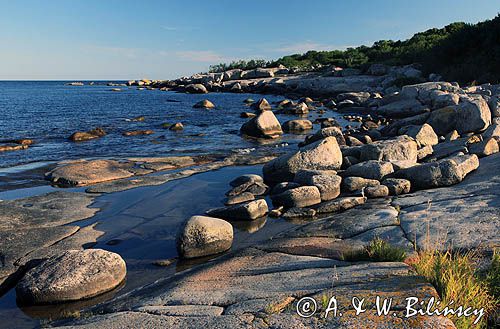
[0, 164, 297, 329]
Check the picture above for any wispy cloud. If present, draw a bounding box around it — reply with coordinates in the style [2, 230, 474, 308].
[160, 25, 179, 31]
[175, 50, 230, 63]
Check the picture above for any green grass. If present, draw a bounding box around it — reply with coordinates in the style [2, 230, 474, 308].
[412, 250, 498, 328]
[342, 237, 407, 262]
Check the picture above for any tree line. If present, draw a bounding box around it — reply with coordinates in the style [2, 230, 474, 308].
[208, 14, 500, 84]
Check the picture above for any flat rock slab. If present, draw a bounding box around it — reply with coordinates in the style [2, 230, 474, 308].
[46, 160, 136, 186]
[86, 155, 276, 193]
[285, 199, 399, 239]
[0, 191, 98, 230]
[260, 226, 413, 260]
[56, 310, 455, 328]
[0, 226, 79, 289]
[394, 153, 500, 251]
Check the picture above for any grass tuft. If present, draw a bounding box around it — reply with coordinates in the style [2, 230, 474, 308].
[342, 237, 407, 262]
[412, 249, 498, 329]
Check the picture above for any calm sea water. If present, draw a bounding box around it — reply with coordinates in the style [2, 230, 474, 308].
[0, 81, 338, 168]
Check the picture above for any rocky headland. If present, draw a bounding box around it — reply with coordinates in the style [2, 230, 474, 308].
[1, 63, 499, 328]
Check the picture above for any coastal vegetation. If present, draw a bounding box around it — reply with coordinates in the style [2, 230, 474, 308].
[412, 250, 499, 328]
[209, 14, 500, 84]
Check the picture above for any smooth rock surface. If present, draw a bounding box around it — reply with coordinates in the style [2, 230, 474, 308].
[177, 216, 233, 259]
[16, 249, 126, 304]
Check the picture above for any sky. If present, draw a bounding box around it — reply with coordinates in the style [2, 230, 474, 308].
[0, 0, 498, 80]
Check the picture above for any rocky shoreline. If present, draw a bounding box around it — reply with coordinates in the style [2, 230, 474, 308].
[1, 65, 499, 328]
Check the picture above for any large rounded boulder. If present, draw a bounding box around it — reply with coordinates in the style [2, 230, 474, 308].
[240, 110, 283, 139]
[16, 249, 126, 304]
[177, 216, 233, 259]
[263, 136, 342, 184]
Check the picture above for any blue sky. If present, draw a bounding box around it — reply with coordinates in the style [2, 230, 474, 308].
[0, 0, 498, 80]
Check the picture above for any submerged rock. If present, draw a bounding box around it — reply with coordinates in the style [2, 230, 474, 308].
[122, 130, 154, 136]
[16, 249, 126, 304]
[69, 127, 106, 142]
[0, 144, 28, 152]
[177, 216, 233, 259]
[282, 119, 313, 133]
[169, 122, 184, 131]
[193, 99, 215, 109]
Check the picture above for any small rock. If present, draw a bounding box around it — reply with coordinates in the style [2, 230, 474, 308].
[341, 176, 380, 192]
[417, 145, 434, 160]
[193, 99, 215, 109]
[122, 130, 154, 136]
[206, 199, 268, 221]
[177, 216, 233, 259]
[282, 119, 313, 133]
[468, 138, 499, 157]
[343, 160, 394, 180]
[240, 112, 256, 118]
[229, 174, 264, 187]
[293, 169, 338, 185]
[272, 186, 321, 208]
[282, 207, 316, 220]
[224, 192, 255, 205]
[185, 84, 208, 94]
[153, 258, 176, 267]
[131, 116, 145, 122]
[382, 178, 411, 195]
[364, 185, 389, 198]
[270, 182, 300, 195]
[0, 144, 28, 152]
[302, 127, 346, 146]
[251, 98, 271, 111]
[268, 206, 284, 218]
[69, 127, 106, 142]
[445, 130, 460, 141]
[399, 123, 438, 147]
[312, 196, 366, 214]
[170, 123, 184, 131]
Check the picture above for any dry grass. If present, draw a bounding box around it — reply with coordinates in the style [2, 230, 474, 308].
[412, 249, 498, 328]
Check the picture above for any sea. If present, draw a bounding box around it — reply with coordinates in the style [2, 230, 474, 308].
[0, 81, 344, 169]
